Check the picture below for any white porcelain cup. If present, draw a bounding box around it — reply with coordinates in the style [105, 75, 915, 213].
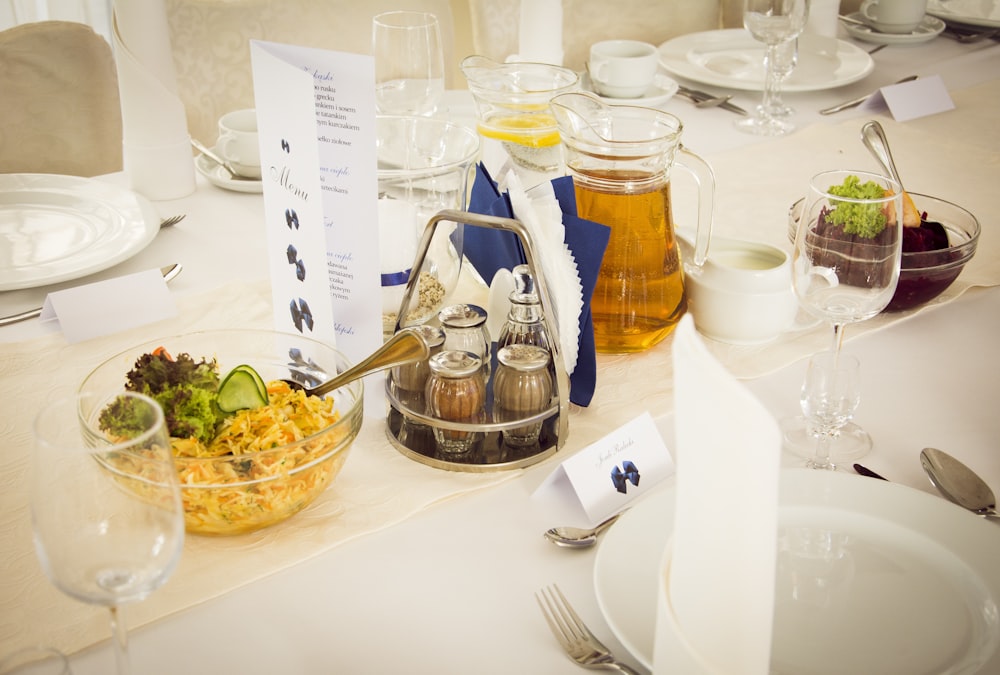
[681, 236, 800, 345]
[217, 108, 261, 179]
[859, 0, 928, 34]
[587, 40, 659, 99]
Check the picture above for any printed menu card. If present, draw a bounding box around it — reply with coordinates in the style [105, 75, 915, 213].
[250, 41, 382, 412]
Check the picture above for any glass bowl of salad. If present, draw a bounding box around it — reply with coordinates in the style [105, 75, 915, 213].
[80, 329, 364, 535]
[788, 191, 980, 312]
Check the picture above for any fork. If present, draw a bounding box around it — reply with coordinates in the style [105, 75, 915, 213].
[535, 585, 641, 674]
[159, 214, 186, 228]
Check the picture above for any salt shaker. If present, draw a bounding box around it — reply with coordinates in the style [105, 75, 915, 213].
[390, 324, 445, 412]
[497, 264, 550, 353]
[439, 303, 491, 375]
[493, 344, 553, 448]
[425, 350, 486, 454]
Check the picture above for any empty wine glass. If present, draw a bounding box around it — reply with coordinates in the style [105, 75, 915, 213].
[31, 392, 184, 675]
[800, 352, 862, 470]
[372, 11, 445, 116]
[768, 38, 798, 118]
[783, 169, 903, 463]
[737, 0, 808, 136]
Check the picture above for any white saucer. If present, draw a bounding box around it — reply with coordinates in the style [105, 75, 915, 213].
[844, 12, 947, 44]
[195, 146, 263, 193]
[580, 71, 680, 107]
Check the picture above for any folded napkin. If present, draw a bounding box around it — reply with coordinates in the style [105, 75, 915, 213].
[113, 0, 195, 200]
[654, 315, 780, 674]
[463, 163, 609, 406]
[515, 0, 563, 65]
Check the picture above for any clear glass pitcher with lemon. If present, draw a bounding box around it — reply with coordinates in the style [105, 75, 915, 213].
[551, 92, 715, 353]
[461, 56, 578, 176]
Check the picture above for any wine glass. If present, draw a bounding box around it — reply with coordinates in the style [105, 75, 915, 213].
[800, 352, 862, 470]
[30, 392, 184, 675]
[737, 0, 808, 136]
[783, 169, 903, 464]
[372, 11, 445, 116]
[767, 38, 798, 118]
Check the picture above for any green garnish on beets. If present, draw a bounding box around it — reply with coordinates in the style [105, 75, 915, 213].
[826, 175, 888, 239]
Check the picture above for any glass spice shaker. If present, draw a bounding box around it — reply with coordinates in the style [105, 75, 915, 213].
[425, 350, 487, 455]
[493, 344, 553, 448]
[497, 264, 550, 353]
[438, 303, 491, 376]
[390, 324, 445, 413]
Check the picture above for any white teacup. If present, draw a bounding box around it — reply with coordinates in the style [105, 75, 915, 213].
[588, 40, 659, 99]
[859, 0, 928, 34]
[680, 235, 800, 345]
[217, 108, 261, 179]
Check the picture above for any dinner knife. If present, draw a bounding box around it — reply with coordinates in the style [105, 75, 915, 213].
[0, 264, 183, 327]
[819, 75, 919, 115]
[853, 463, 889, 481]
[676, 85, 748, 115]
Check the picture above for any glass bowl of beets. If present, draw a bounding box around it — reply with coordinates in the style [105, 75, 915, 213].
[788, 193, 979, 312]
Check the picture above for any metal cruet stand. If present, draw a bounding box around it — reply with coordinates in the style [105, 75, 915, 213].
[386, 209, 570, 472]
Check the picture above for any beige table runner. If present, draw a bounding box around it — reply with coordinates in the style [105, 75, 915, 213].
[2, 80, 997, 658]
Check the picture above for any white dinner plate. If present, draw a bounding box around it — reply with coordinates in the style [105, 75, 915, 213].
[843, 12, 947, 44]
[594, 469, 1000, 674]
[195, 146, 263, 194]
[927, 0, 1000, 28]
[580, 70, 680, 107]
[657, 29, 874, 92]
[0, 174, 160, 291]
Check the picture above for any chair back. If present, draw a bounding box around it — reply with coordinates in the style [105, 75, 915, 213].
[0, 20, 123, 176]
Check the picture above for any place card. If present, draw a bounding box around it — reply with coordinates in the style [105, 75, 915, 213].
[40, 268, 177, 343]
[533, 411, 674, 524]
[864, 74, 955, 122]
[250, 41, 383, 414]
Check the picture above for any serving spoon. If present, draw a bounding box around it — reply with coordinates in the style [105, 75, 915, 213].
[282, 327, 429, 398]
[543, 511, 624, 548]
[920, 447, 1000, 519]
[861, 120, 905, 189]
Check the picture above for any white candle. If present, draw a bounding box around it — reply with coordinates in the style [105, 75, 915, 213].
[517, 0, 563, 65]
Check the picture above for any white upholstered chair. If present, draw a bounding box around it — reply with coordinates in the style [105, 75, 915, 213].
[165, 0, 457, 146]
[0, 20, 123, 176]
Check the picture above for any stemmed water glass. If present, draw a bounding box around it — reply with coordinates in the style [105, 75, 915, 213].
[800, 352, 862, 470]
[30, 392, 184, 675]
[737, 0, 808, 136]
[372, 11, 446, 116]
[767, 39, 798, 118]
[783, 169, 903, 466]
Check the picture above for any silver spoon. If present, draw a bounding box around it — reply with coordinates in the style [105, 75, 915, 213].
[543, 511, 624, 548]
[190, 138, 256, 181]
[282, 327, 429, 398]
[861, 120, 905, 190]
[920, 447, 1000, 519]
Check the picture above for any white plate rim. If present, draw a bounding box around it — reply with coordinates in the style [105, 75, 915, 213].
[926, 0, 1000, 28]
[579, 69, 680, 107]
[0, 174, 160, 291]
[195, 146, 263, 194]
[593, 468, 1000, 672]
[657, 28, 875, 92]
[843, 12, 947, 43]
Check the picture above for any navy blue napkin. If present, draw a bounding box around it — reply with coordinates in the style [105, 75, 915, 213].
[463, 163, 610, 406]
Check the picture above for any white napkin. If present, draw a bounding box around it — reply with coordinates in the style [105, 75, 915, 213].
[502, 170, 583, 374]
[653, 315, 780, 674]
[515, 0, 563, 65]
[113, 0, 195, 200]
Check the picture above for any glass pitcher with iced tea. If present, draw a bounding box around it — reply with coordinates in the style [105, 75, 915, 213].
[550, 92, 715, 353]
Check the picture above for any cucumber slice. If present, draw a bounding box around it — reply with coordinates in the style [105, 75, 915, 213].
[217, 364, 268, 412]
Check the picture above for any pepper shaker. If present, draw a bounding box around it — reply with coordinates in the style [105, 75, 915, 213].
[425, 350, 487, 455]
[493, 344, 553, 447]
[390, 324, 445, 412]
